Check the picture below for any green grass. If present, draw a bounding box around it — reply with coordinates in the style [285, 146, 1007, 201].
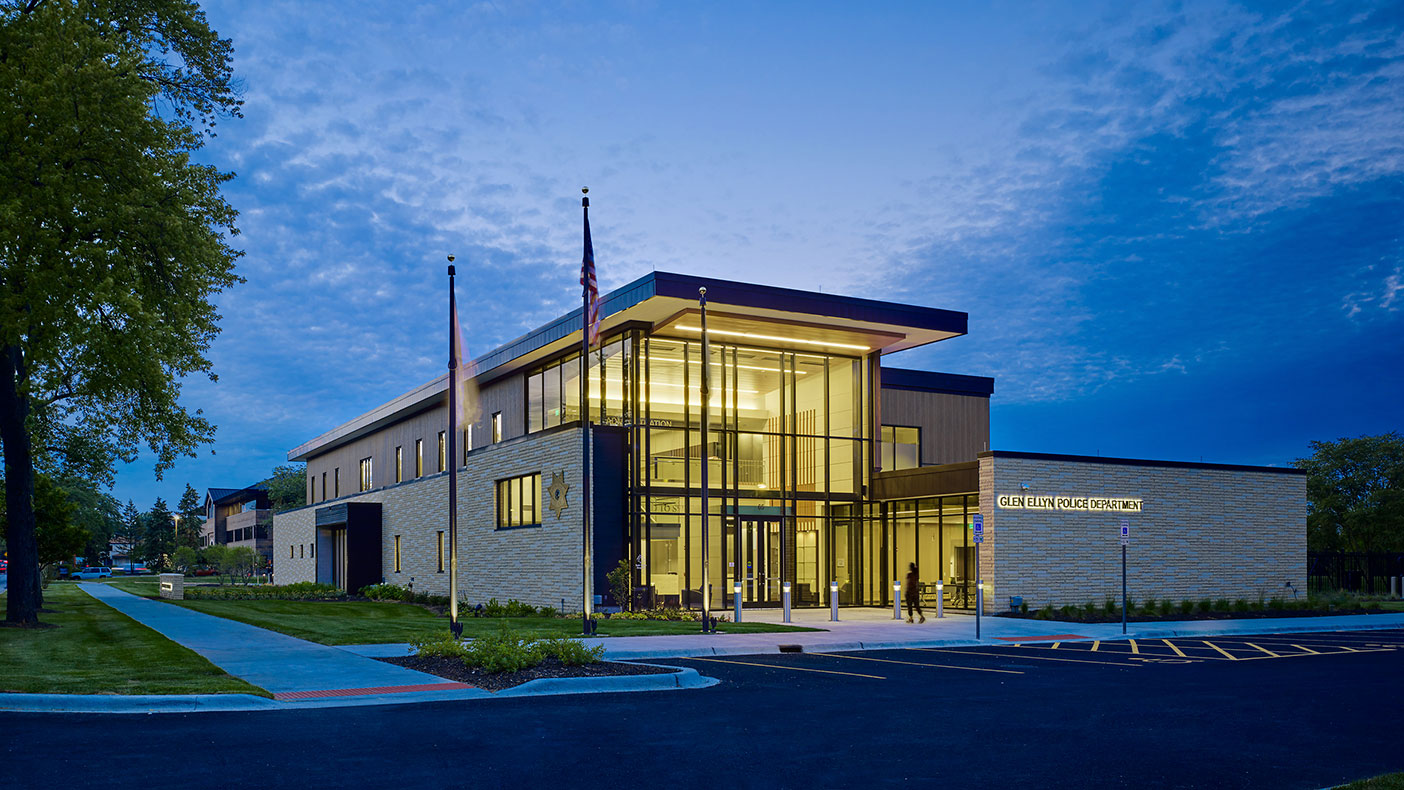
[162, 598, 820, 644]
[1375, 600, 1404, 612]
[1336, 773, 1404, 789]
[0, 585, 268, 696]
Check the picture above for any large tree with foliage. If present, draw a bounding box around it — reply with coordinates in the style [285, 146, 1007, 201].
[0, 0, 242, 624]
[176, 482, 203, 548]
[263, 464, 306, 513]
[1295, 433, 1404, 553]
[137, 497, 175, 570]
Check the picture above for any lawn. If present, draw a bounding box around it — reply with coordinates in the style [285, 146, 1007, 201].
[162, 598, 821, 644]
[0, 585, 268, 696]
[1337, 773, 1404, 789]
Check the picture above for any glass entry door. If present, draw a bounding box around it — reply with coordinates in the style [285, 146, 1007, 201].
[730, 518, 781, 606]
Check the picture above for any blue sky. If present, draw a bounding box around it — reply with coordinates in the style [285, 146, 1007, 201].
[112, 1, 1404, 508]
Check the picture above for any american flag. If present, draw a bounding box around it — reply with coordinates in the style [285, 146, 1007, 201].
[581, 203, 599, 347]
[451, 300, 481, 430]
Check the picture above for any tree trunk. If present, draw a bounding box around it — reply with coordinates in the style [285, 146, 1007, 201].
[1, 343, 40, 625]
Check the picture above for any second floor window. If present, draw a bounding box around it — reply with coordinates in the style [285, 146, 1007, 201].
[333, 467, 340, 497]
[395, 446, 403, 483]
[438, 431, 446, 472]
[879, 425, 921, 471]
[359, 457, 373, 492]
[492, 412, 502, 443]
[415, 438, 423, 478]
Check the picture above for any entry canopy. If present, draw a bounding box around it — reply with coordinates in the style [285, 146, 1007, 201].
[289, 271, 968, 462]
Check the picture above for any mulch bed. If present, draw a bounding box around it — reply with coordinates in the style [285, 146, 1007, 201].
[377, 655, 679, 692]
[995, 607, 1387, 624]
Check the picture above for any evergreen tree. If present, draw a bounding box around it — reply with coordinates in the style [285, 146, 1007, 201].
[138, 497, 175, 570]
[176, 483, 203, 548]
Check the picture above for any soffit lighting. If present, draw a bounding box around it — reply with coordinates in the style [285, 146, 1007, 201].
[674, 326, 869, 352]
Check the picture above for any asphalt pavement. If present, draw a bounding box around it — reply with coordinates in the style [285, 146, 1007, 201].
[4, 628, 1401, 789]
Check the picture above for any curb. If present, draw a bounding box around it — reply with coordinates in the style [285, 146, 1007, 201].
[492, 665, 717, 697]
[0, 664, 715, 714]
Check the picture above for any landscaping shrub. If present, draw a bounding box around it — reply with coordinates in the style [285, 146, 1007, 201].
[1035, 605, 1055, 620]
[1158, 599, 1174, 616]
[1103, 598, 1117, 615]
[184, 582, 346, 601]
[360, 583, 414, 602]
[481, 598, 552, 618]
[1083, 601, 1098, 616]
[1268, 597, 1285, 610]
[1212, 598, 1231, 612]
[536, 637, 606, 666]
[601, 606, 708, 622]
[1179, 599, 1194, 614]
[1019, 600, 1029, 614]
[1141, 598, 1157, 615]
[1197, 599, 1212, 613]
[1232, 599, 1250, 612]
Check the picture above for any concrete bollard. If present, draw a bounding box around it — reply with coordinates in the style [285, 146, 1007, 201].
[893, 580, 902, 620]
[782, 581, 792, 623]
[734, 581, 743, 623]
[830, 581, 839, 622]
[936, 579, 944, 619]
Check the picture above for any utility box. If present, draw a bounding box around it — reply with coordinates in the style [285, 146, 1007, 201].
[159, 573, 185, 600]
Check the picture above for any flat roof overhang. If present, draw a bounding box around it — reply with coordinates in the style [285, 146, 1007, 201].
[289, 271, 968, 462]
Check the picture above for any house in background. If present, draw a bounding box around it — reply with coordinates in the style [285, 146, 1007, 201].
[201, 485, 274, 563]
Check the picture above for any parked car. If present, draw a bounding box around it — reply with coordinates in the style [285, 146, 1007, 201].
[193, 567, 219, 577]
[70, 566, 112, 580]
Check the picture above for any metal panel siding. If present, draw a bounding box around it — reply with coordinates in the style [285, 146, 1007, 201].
[880, 387, 990, 466]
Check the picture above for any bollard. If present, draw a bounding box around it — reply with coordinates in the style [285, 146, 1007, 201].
[976, 580, 984, 639]
[830, 581, 839, 622]
[782, 582, 792, 623]
[936, 579, 944, 619]
[734, 581, 743, 624]
[893, 580, 902, 620]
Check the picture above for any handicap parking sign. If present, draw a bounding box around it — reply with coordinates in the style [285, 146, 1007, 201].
[973, 514, 984, 543]
[1120, 520, 1129, 545]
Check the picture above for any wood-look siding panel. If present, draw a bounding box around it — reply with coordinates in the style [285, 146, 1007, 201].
[303, 373, 526, 505]
[880, 388, 990, 466]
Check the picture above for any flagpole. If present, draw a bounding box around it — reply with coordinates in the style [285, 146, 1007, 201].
[699, 286, 711, 633]
[580, 188, 594, 635]
[447, 256, 461, 638]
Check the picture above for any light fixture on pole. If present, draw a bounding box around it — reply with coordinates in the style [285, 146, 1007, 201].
[447, 255, 462, 639]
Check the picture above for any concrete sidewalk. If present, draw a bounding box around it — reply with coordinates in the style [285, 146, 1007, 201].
[338, 607, 1404, 661]
[78, 582, 490, 701]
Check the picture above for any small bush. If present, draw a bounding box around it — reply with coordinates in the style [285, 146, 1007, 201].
[1197, 599, 1212, 613]
[361, 583, 414, 601]
[411, 635, 468, 659]
[537, 637, 605, 666]
[481, 598, 552, 618]
[1141, 598, 1157, 615]
[1232, 599, 1250, 612]
[1019, 600, 1029, 614]
[1212, 598, 1231, 612]
[1179, 599, 1194, 614]
[1035, 605, 1054, 620]
[1104, 598, 1117, 615]
[1250, 598, 1264, 611]
[184, 582, 346, 601]
[1158, 599, 1174, 616]
[1083, 601, 1098, 616]
[1267, 597, 1285, 610]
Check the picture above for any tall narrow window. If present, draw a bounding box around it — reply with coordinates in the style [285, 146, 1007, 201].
[308, 477, 314, 505]
[437, 530, 446, 572]
[415, 438, 423, 478]
[492, 412, 502, 443]
[394, 535, 402, 573]
[464, 426, 472, 462]
[495, 473, 542, 528]
[321, 472, 326, 502]
[438, 431, 446, 472]
[395, 446, 403, 483]
[333, 468, 340, 497]
[359, 457, 373, 492]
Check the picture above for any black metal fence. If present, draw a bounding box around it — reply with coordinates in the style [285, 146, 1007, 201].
[1308, 552, 1404, 594]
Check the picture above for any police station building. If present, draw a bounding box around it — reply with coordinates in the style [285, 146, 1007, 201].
[272, 271, 1305, 612]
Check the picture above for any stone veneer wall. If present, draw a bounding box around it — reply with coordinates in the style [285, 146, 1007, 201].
[274, 428, 584, 609]
[977, 454, 1306, 613]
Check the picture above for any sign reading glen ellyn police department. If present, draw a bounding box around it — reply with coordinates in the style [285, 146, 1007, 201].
[997, 494, 1144, 513]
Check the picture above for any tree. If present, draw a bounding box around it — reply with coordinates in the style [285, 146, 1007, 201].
[138, 497, 175, 571]
[263, 464, 306, 513]
[176, 483, 203, 548]
[0, 1, 243, 624]
[0, 473, 87, 592]
[1295, 433, 1404, 553]
[203, 543, 228, 584]
[56, 476, 123, 563]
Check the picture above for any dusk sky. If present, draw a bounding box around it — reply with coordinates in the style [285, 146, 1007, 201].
[112, 1, 1404, 509]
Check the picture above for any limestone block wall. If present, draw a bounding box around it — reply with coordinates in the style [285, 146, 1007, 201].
[978, 452, 1306, 612]
[274, 428, 585, 609]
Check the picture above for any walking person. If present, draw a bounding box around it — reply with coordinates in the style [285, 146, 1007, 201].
[905, 562, 925, 623]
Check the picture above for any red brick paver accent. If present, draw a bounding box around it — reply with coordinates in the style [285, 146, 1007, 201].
[273, 682, 475, 701]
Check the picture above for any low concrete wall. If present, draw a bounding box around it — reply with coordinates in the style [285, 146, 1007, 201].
[158, 573, 185, 600]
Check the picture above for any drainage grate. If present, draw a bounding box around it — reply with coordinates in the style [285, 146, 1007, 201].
[778, 644, 804, 653]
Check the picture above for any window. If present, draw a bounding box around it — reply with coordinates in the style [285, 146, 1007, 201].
[415, 439, 423, 478]
[437, 530, 446, 573]
[463, 426, 472, 462]
[495, 473, 542, 528]
[310, 541, 315, 558]
[321, 472, 326, 502]
[333, 467, 340, 497]
[492, 412, 502, 443]
[359, 457, 373, 492]
[526, 353, 582, 432]
[880, 426, 921, 471]
[395, 446, 403, 483]
[438, 431, 446, 472]
[290, 545, 294, 559]
[299, 544, 304, 559]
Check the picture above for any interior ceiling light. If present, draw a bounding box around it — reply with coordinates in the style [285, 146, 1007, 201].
[638, 355, 807, 374]
[674, 326, 869, 351]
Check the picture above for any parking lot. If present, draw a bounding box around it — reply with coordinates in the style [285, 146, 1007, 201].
[674, 628, 1404, 681]
[5, 628, 1403, 789]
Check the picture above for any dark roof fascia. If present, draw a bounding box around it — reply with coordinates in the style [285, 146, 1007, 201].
[978, 450, 1306, 476]
[468, 271, 969, 379]
[649, 272, 968, 336]
[881, 367, 994, 397]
